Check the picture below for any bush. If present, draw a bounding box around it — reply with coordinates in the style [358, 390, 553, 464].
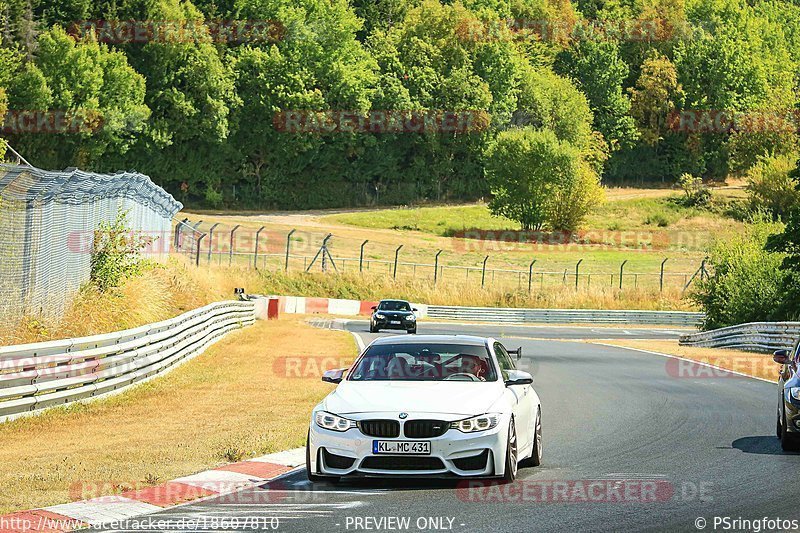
[485, 128, 603, 231]
[692, 220, 786, 329]
[90, 210, 154, 292]
[677, 173, 712, 208]
[746, 154, 800, 219]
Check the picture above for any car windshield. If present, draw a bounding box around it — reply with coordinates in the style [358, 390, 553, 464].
[349, 343, 497, 382]
[378, 301, 411, 311]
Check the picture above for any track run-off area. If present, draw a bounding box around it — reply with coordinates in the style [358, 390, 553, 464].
[93, 321, 799, 533]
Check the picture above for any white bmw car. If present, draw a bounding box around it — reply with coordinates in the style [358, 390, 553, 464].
[306, 335, 542, 482]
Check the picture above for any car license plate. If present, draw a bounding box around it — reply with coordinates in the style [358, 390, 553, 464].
[390, 320, 401, 325]
[373, 440, 431, 455]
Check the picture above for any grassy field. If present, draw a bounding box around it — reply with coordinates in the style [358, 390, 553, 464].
[0, 316, 357, 514]
[178, 186, 748, 310]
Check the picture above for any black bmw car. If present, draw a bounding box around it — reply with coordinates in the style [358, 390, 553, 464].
[370, 299, 417, 334]
[774, 342, 800, 450]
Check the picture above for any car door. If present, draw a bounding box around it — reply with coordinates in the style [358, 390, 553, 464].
[495, 342, 533, 451]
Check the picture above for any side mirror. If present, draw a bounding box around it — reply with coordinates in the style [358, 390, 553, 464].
[774, 349, 791, 365]
[371, 306, 377, 311]
[412, 308, 418, 312]
[504, 369, 533, 387]
[322, 368, 346, 384]
[507, 346, 523, 360]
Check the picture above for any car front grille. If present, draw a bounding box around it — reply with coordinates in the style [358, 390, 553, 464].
[321, 448, 356, 470]
[452, 450, 490, 471]
[360, 456, 444, 471]
[358, 420, 400, 438]
[403, 420, 449, 438]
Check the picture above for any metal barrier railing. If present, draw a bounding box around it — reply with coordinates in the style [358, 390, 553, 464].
[0, 300, 255, 422]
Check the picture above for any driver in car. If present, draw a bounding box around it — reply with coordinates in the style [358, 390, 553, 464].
[458, 355, 487, 381]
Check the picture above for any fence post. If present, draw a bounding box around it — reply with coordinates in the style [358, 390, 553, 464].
[195, 233, 206, 267]
[575, 259, 583, 291]
[192, 220, 203, 231]
[660, 257, 669, 292]
[434, 250, 443, 285]
[254, 226, 265, 269]
[481, 255, 489, 288]
[700, 257, 708, 281]
[359, 240, 369, 272]
[285, 229, 296, 271]
[619, 260, 628, 290]
[207, 222, 220, 264]
[528, 259, 537, 293]
[393, 245, 403, 279]
[229, 224, 241, 266]
[174, 217, 188, 249]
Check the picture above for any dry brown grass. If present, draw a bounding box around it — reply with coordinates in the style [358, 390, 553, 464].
[0, 316, 357, 514]
[600, 339, 779, 381]
[257, 270, 698, 311]
[0, 257, 265, 346]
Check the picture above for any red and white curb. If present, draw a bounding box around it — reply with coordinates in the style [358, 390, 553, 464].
[0, 448, 305, 532]
[266, 296, 427, 318]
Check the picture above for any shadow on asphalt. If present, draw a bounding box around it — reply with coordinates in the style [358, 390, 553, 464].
[732, 435, 798, 455]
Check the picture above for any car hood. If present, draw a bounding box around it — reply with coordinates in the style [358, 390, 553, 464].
[324, 380, 503, 416]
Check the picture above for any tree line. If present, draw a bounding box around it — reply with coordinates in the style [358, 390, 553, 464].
[0, 0, 798, 217]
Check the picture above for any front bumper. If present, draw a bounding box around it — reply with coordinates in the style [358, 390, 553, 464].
[308, 415, 507, 478]
[372, 317, 416, 330]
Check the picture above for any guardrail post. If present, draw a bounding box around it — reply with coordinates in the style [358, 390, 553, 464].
[393, 245, 403, 279]
[359, 240, 369, 272]
[254, 226, 265, 269]
[660, 257, 669, 292]
[207, 222, 221, 264]
[619, 260, 628, 290]
[229, 224, 241, 266]
[481, 255, 489, 288]
[195, 233, 206, 266]
[575, 259, 583, 291]
[434, 250, 443, 285]
[285, 229, 296, 271]
[528, 259, 537, 293]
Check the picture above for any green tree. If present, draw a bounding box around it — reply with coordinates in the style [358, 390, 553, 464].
[766, 158, 800, 320]
[694, 220, 787, 329]
[554, 39, 638, 153]
[485, 128, 602, 231]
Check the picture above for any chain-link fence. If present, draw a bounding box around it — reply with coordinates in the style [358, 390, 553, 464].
[174, 219, 707, 294]
[0, 164, 182, 330]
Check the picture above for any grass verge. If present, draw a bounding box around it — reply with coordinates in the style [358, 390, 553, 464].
[599, 339, 778, 381]
[1, 257, 264, 346]
[0, 316, 357, 514]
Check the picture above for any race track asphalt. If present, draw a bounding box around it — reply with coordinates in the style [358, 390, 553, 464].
[95, 321, 799, 533]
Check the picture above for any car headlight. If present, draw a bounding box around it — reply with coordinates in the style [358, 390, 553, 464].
[315, 411, 356, 431]
[375, 313, 385, 319]
[790, 388, 800, 401]
[406, 315, 416, 321]
[450, 414, 500, 432]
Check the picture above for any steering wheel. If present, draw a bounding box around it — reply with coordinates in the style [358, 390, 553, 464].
[444, 372, 481, 382]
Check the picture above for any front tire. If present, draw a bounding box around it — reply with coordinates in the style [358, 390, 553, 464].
[408, 327, 417, 334]
[501, 418, 518, 483]
[369, 323, 378, 333]
[306, 431, 323, 482]
[520, 410, 542, 467]
[781, 405, 800, 452]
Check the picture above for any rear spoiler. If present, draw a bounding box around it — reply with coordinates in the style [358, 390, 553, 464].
[508, 346, 523, 360]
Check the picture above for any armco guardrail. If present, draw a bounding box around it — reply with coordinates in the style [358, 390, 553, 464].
[679, 322, 800, 352]
[0, 300, 255, 421]
[426, 306, 704, 327]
